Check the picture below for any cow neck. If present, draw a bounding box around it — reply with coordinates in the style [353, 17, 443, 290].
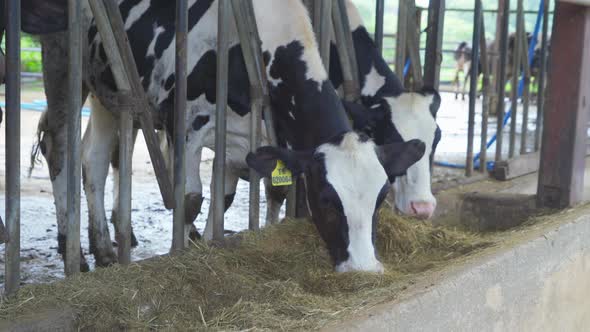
[269, 41, 352, 150]
[352, 26, 404, 102]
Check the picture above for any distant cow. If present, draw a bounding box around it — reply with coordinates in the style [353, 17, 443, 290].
[453, 32, 544, 101]
[34, 0, 423, 273]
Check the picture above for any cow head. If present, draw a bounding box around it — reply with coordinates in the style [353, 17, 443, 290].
[346, 88, 441, 220]
[247, 132, 425, 273]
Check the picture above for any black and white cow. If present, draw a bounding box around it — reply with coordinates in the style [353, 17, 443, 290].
[331, 1, 441, 219]
[223, 0, 442, 223]
[35, 0, 424, 272]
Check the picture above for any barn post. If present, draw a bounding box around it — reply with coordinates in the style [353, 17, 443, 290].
[423, 0, 445, 89]
[4, 0, 21, 294]
[212, 0, 231, 242]
[172, 0, 188, 251]
[534, 0, 549, 152]
[537, 2, 590, 209]
[466, 0, 482, 176]
[315, 0, 332, 68]
[375, 0, 385, 55]
[495, 0, 510, 162]
[395, 0, 408, 80]
[64, 0, 83, 276]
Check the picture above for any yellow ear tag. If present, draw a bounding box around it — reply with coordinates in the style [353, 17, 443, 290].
[271, 160, 293, 186]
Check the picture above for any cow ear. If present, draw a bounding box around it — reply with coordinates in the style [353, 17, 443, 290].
[343, 100, 369, 130]
[246, 146, 313, 178]
[21, 0, 68, 34]
[376, 139, 425, 183]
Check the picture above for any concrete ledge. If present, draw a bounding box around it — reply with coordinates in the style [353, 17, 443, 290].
[0, 309, 76, 332]
[325, 209, 590, 332]
[459, 193, 538, 231]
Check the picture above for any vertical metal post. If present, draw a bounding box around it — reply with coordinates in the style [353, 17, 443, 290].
[375, 0, 385, 55]
[395, 0, 408, 79]
[495, 0, 510, 162]
[117, 112, 133, 263]
[423, 0, 445, 89]
[231, 0, 263, 231]
[65, 0, 83, 276]
[479, 6, 490, 173]
[333, 0, 360, 102]
[406, 1, 423, 89]
[509, 0, 523, 158]
[534, 0, 549, 152]
[519, 10, 531, 155]
[4, 0, 21, 294]
[314, 0, 332, 68]
[172, 0, 188, 251]
[466, 0, 481, 177]
[212, 0, 230, 242]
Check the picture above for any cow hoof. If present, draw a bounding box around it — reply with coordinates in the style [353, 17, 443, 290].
[189, 224, 201, 241]
[94, 251, 117, 268]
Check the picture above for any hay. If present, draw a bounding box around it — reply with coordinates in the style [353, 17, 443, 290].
[0, 210, 488, 330]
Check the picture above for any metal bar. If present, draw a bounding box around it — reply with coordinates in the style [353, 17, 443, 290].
[395, 0, 408, 80]
[314, 0, 332, 68]
[90, 0, 176, 210]
[4, 0, 21, 295]
[117, 109, 133, 263]
[337, 0, 360, 95]
[65, 0, 83, 276]
[537, 2, 590, 209]
[423, 0, 446, 89]
[231, 0, 263, 231]
[375, 0, 385, 55]
[333, 0, 360, 102]
[443, 8, 549, 15]
[479, 5, 490, 173]
[212, 0, 231, 242]
[535, 0, 549, 152]
[518, 8, 531, 155]
[172, 0, 188, 251]
[406, 1, 424, 89]
[466, 0, 482, 177]
[495, 0, 510, 162]
[509, 0, 523, 158]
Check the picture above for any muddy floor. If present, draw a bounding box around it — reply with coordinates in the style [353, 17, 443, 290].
[0, 87, 539, 287]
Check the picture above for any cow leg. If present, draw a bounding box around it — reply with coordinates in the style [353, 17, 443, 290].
[110, 128, 139, 248]
[37, 32, 89, 272]
[264, 178, 287, 225]
[203, 162, 239, 241]
[184, 146, 204, 244]
[462, 65, 470, 101]
[82, 97, 117, 267]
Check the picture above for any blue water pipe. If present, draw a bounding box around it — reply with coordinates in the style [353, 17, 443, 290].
[0, 99, 91, 116]
[423, 0, 545, 171]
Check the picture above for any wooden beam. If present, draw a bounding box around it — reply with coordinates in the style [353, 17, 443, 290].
[537, 2, 590, 209]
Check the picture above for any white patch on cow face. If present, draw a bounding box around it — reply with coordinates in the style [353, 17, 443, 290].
[318, 133, 386, 273]
[361, 66, 386, 97]
[124, 0, 150, 30]
[386, 94, 437, 217]
[253, 0, 328, 87]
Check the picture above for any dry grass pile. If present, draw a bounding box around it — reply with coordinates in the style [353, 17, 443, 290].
[0, 210, 488, 330]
